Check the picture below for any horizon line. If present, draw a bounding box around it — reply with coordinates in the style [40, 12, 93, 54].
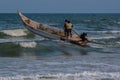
[0, 10, 120, 14]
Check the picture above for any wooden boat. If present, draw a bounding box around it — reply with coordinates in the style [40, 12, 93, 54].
[18, 11, 90, 46]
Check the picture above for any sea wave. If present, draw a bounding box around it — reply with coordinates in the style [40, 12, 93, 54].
[0, 38, 46, 49]
[90, 36, 116, 40]
[1, 29, 27, 37]
[0, 72, 119, 80]
[117, 21, 120, 24]
[19, 42, 37, 48]
[87, 30, 120, 34]
[116, 42, 120, 45]
[0, 38, 44, 43]
[0, 29, 36, 39]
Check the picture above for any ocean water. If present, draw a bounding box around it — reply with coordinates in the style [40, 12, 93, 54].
[0, 13, 120, 80]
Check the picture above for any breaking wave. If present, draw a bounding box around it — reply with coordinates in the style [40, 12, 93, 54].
[1, 29, 27, 37]
[0, 72, 119, 80]
[0, 38, 44, 43]
[19, 42, 37, 48]
[90, 36, 116, 40]
[0, 38, 44, 49]
[0, 29, 35, 38]
[87, 30, 120, 34]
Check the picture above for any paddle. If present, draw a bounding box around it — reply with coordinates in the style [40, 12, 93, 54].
[72, 29, 81, 37]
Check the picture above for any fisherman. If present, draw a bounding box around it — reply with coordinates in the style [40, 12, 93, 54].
[80, 32, 88, 41]
[64, 19, 68, 37]
[66, 20, 73, 38]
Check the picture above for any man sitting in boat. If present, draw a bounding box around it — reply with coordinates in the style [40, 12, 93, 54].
[80, 32, 89, 41]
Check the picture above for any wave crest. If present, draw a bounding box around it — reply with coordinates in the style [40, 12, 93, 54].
[19, 42, 37, 48]
[0, 72, 119, 80]
[87, 30, 120, 34]
[1, 29, 27, 37]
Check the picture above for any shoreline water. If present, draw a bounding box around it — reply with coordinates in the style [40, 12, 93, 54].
[0, 13, 120, 80]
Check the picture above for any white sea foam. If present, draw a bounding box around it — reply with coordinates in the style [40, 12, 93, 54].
[87, 30, 120, 34]
[0, 72, 119, 80]
[117, 21, 120, 24]
[89, 43, 104, 48]
[1, 29, 27, 37]
[116, 42, 120, 44]
[90, 36, 116, 40]
[0, 38, 44, 43]
[19, 42, 37, 48]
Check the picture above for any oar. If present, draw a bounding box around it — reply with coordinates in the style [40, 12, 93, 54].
[72, 29, 91, 42]
[72, 29, 81, 37]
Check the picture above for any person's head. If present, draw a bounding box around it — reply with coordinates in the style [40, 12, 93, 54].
[67, 21, 70, 23]
[82, 32, 87, 36]
[65, 19, 68, 22]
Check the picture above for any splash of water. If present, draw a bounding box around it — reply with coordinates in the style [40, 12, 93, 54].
[1, 29, 27, 37]
[0, 72, 119, 80]
[19, 42, 37, 48]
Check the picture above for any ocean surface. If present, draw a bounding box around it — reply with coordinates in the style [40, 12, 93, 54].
[0, 13, 120, 80]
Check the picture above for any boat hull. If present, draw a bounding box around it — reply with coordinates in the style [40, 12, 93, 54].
[18, 11, 89, 46]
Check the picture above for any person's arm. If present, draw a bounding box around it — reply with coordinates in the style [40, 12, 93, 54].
[72, 24, 73, 28]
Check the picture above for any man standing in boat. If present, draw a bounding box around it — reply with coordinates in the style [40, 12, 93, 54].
[64, 19, 68, 37]
[66, 20, 73, 38]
